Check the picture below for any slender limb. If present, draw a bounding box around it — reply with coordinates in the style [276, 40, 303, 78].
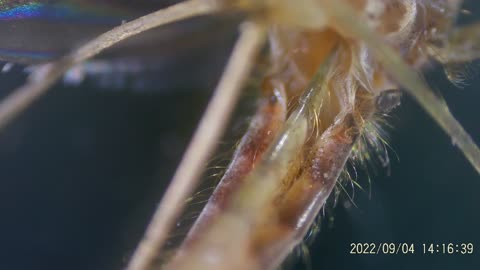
[0, 0, 220, 130]
[177, 88, 287, 248]
[126, 22, 267, 270]
[322, 0, 480, 174]
[164, 52, 337, 270]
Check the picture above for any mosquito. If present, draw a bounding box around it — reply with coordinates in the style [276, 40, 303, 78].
[0, 1, 479, 270]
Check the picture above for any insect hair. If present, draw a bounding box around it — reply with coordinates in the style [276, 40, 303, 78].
[0, 1, 479, 270]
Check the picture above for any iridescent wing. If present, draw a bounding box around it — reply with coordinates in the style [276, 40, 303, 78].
[0, 0, 160, 63]
[0, 0, 239, 90]
[0, 0, 232, 64]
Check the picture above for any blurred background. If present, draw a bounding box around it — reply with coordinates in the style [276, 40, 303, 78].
[0, 1, 479, 270]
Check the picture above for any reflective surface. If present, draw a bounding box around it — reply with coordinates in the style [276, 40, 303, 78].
[0, 0, 180, 63]
[0, 1, 479, 270]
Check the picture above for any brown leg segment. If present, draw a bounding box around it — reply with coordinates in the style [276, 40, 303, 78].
[176, 88, 287, 251]
[251, 114, 362, 269]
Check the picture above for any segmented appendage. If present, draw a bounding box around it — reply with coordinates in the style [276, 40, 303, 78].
[163, 1, 479, 270]
[2, 1, 475, 270]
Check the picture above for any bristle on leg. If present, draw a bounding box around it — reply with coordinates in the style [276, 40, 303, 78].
[322, 0, 480, 174]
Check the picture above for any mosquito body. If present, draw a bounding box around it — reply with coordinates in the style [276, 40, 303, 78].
[0, 1, 478, 270]
[164, 1, 479, 269]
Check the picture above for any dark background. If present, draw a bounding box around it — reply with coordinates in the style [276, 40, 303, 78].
[0, 3, 479, 270]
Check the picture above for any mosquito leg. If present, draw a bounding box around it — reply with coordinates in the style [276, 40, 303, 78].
[179, 87, 288, 247]
[322, 0, 480, 174]
[0, 0, 220, 130]
[252, 112, 362, 270]
[163, 52, 337, 270]
[126, 22, 267, 270]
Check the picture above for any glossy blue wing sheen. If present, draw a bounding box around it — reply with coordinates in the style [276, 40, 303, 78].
[0, 0, 239, 90]
[0, 0, 163, 63]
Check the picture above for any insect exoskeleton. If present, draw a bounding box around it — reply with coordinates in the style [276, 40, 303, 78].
[160, 1, 475, 270]
[2, 1, 476, 270]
